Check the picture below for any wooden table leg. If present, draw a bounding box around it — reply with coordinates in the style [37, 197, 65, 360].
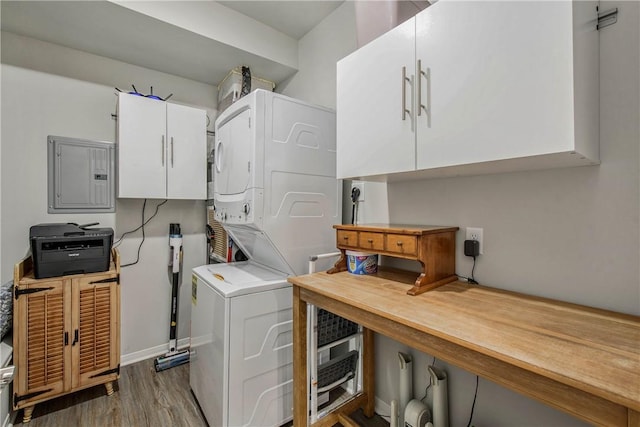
[363, 327, 375, 418]
[293, 286, 308, 427]
[23, 405, 35, 423]
[105, 381, 114, 396]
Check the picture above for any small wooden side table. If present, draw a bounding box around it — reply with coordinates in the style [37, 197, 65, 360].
[328, 224, 459, 295]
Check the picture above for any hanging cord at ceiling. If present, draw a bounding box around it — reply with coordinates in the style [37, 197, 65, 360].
[115, 199, 168, 267]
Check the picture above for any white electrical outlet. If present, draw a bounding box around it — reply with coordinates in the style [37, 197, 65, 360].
[466, 227, 484, 254]
[352, 181, 365, 202]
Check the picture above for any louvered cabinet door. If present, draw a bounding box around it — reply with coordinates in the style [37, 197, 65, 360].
[72, 274, 120, 390]
[13, 280, 71, 409]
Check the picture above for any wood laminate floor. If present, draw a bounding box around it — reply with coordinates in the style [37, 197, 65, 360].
[14, 358, 206, 427]
[13, 358, 388, 427]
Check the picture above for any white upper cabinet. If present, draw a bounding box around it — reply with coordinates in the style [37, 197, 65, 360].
[337, 17, 416, 179]
[165, 103, 207, 199]
[337, 0, 599, 181]
[117, 93, 207, 199]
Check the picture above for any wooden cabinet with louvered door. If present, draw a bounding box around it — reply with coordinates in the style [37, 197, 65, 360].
[13, 249, 120, 423]
[72, 272, 120, 391]
[13, 279, 70, 414]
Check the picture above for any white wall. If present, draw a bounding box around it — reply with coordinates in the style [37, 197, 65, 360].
[0, 32, 216, 364]
[287, 1, 639, 426]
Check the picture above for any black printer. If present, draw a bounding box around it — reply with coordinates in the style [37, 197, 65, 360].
[29, 223, 114, 279]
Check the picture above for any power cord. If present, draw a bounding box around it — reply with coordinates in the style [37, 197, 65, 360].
[113, 199, 168, 247]
[466, 375, 479, 427]
[420, 356, 437, 401]
[350, 186, 360, 225]
[117, 199, 168, 267]
[462, 239, 479, 284]
[469, 256, 478, 284]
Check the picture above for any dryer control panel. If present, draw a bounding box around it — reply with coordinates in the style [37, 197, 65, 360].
[214, 188, 263, 228]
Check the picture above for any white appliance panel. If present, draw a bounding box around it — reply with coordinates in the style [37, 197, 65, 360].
[190, 274, 229, 427]
[190, 262, 291, 427]
[228, 286, 293, 427]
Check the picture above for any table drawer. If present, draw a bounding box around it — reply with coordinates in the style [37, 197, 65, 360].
[385, 234, 417, 256]
[359, 232, 384, 251]
[337, 230, 359, 248]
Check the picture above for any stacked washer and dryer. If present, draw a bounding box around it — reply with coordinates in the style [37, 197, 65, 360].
[190, 90, 340, 427]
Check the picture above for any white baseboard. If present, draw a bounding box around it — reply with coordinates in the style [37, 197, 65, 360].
[375, 397, 392, 418]
[121, 338, 190, 367]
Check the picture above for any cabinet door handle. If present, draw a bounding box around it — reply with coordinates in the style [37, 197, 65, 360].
[72, 329, 79, 346]
[171, 137, 174, 167]
[417, 60, 431, 126]
[64, 331, 69, 346]
[402, 66, 412, 121]
[161, 135, 165, 166]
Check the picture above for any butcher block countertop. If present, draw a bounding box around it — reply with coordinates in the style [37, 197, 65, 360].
[289, 268, 640, 426]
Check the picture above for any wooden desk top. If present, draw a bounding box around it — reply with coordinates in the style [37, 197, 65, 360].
[288, 269, 640, 415]
[332, 223, 459, 235]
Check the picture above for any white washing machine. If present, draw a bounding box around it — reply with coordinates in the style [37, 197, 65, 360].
[190, 261, 293, 427]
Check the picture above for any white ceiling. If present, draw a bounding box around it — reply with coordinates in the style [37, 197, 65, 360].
[219, 1, 344, 39]
[0, 1, 344, 86]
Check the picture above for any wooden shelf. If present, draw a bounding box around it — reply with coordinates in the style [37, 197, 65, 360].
[328, 224, 459, 295]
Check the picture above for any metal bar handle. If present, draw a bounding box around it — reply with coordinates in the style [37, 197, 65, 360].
[402, 66, 411, 121]
[417, 59, 431, 127]
[161, 135, 165, 166]
[417, 59, 425, 116]
[171, 137, 174, 167]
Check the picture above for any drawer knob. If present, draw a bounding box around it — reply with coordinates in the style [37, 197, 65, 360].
[367, 239, 373, 243]
[397, 241, 403, 246]
[343, 236, 349, 240]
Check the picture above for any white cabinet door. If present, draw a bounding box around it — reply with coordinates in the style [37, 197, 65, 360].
[336, 1, 598, 181]
[337, 17, 416, 179]
[166, 103, 207, 199]
[117, 94, 167, 198]
[118, 93, 207, 199]
[415, 0, 599, 171]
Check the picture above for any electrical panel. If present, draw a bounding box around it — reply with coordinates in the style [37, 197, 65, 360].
[47, 135, 115, 213]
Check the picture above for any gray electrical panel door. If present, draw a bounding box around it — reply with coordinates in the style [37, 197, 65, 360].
[47, 135, 115, 213]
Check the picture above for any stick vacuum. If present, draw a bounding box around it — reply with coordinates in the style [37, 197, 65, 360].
[154, 223, 190, 372]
